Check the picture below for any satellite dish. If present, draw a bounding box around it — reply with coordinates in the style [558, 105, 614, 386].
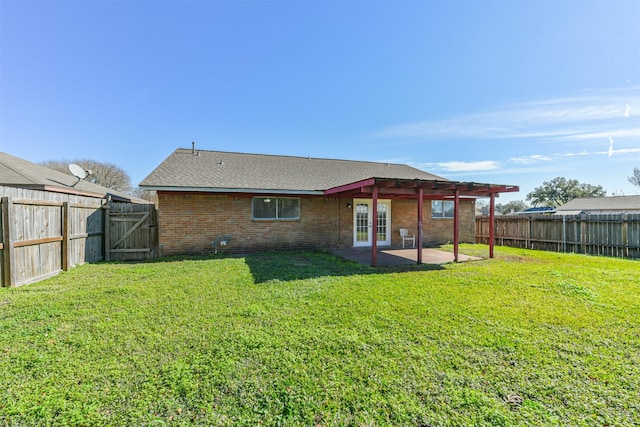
[68, 163, 87, 180]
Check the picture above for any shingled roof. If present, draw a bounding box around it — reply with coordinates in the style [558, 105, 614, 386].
[0, 151, 145, 203]
[140, 148, 448, 193]
[555, 195, 640, 213]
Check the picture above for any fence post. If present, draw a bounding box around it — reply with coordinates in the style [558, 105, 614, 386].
[622, 213, 628, 258]
[61, 202, 70, 271]
[103, 201, 111, 262]
[150, 204, 159, 258]
[580, 214, 587, 254]
[560, 217, 565, 252]
[2, 197, 14, 287]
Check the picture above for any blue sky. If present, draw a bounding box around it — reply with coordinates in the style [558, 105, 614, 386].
[1, 0, 639, 203]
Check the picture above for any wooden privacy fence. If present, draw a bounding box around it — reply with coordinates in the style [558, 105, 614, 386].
[476, 213, 640, 259]
[1, 194, 157, 287]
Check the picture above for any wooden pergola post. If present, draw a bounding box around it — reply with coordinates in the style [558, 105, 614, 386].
[417, 187, 423, 264]
[371, 186, 378, 267]
[489, 192, 496, 258]
[453, 190, 460, 262]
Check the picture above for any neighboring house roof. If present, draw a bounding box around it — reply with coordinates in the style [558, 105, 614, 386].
[506, 206, 555, 215]
[553, 210, 585, 216]
[555, 195, 640, 214]
[0, 151, 146, 203]
[140, 148, 449, 194]
[476, 210, 502, 216]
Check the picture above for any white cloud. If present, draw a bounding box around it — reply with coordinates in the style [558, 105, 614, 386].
[608, 137, 614, 157]
[596, 147, 640, 156]
[509, 154, 553, 164]
[415, 144, 640, 176]
[543, 127, 640, 142]
[509, 146, 640, 164]
[435, 161, 501, 172]
[557, 151, 591, 158]
[389, 87, 640, 182]
[372, 86, 640, 145]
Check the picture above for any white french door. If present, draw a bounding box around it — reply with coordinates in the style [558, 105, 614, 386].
[353, 199, 391, 247]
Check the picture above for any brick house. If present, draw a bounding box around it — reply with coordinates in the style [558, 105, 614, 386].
[140, 147, 518, 264]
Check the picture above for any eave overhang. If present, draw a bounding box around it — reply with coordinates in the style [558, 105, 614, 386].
[143, 178, 518, 199]
[142, 185, 324, 196]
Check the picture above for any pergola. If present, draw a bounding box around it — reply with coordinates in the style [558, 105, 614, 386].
[324, 177, 519, 266]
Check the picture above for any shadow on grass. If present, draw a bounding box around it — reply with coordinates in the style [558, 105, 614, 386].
[244, 250, 444, 284]
[104, 249, 444, 284]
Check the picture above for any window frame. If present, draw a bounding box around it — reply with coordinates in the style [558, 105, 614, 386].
[252, 196, 300, 220]
[431, 200, 455, 219]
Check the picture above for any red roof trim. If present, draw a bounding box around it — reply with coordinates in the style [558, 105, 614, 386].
[324, 178, 376, 195]
[323, 178, 519, 198]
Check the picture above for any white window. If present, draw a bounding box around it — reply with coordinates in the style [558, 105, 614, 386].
[432, 200, 454, 218]
[252, 197, 300, 220]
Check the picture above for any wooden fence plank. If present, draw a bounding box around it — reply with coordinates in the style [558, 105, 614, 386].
[2, 197, 13, 287]
[103, 203, 111, 262]
[476, 213, 640, 260]
[13, 199, 64, 207]
[14, 236, 63, 248]
[62, 202, 70, 271]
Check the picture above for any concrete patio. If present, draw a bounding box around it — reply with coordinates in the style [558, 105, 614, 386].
[330, 247, 482, 267]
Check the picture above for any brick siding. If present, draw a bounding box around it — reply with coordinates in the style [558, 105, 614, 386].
[157, 192, 476, 255]
[391, 199, 476, 246]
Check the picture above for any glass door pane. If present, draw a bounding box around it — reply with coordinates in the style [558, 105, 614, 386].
[353, 199, 391, 247]
[377, 203, 388, 242]
[355, 203, 370, 243]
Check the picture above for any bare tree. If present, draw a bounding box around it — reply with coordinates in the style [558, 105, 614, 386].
[41, 159, 131, 192]
[629, 167, 640, 189]
[132, 187, 158, 205]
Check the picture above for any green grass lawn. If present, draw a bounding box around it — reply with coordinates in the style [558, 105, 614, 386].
[1, 245, 639, 426]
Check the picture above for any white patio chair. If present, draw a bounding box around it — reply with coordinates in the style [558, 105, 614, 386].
[399, 228, 415, 248]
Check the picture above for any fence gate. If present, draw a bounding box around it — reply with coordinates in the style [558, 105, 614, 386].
[105, 202, 158, 261]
